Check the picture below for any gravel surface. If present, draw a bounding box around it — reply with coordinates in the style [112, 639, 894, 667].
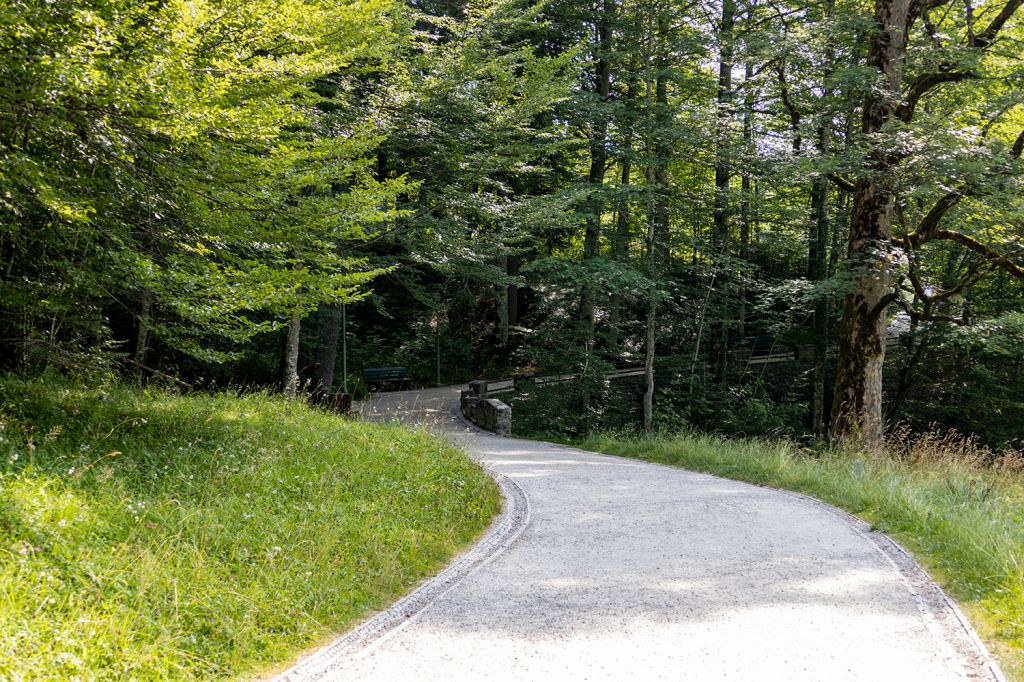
[276, 387, 1004, 682]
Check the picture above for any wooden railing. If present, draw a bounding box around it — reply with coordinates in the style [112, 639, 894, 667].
[477, 334, 905, 397]
[477, 366, 646, 397]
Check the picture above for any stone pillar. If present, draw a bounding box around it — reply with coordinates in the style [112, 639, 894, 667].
[469, 380, 489, 398]
[488, 399, 512, 437]
[460, 382, 512, 437]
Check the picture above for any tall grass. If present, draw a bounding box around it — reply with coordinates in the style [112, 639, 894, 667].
[577, 429, 1024, 680]
[0, 375, 500, 680]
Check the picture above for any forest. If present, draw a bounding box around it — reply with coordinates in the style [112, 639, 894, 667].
[2, 0, 1024, 678]
[4, 0, 1023, 449]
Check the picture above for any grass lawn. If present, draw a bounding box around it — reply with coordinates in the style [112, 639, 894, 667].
[575, 430, 1024, 680]
[0, 375, 500, 680]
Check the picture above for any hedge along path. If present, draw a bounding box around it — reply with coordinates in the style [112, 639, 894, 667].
[276, 386, 1005, 682]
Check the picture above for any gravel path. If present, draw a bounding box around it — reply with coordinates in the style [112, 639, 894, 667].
[276, 387, 1004, 682]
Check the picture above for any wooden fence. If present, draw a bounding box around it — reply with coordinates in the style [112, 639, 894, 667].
[475, 334, 903, 398]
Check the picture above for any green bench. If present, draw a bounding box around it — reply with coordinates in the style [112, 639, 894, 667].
[362, 367, 411, 391]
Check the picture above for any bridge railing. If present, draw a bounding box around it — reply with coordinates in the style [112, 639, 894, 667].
[477, 366, 646, 396]
[463, 337, 905, 433]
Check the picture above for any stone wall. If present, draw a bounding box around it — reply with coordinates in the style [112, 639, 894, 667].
[460, 382, 511, 436]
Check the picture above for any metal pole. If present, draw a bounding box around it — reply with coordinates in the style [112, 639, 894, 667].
[342, 303, 348, 394]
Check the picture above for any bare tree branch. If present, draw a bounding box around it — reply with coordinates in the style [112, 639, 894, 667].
[896, 0, 1021, 121]
[906, 188, 965, 245]
[827, 172, 855, 191]
[973, 0, 1024, 47]
[897, 70, 972, 122]
[932, 230, 1024, 278]
[911, 0, 956, 20]
[904, 128, 1022, 247]
[775, 62, 803, 152]
[872, 292, 900, 318]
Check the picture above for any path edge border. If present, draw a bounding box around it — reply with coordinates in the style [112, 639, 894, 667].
[536, 438, 1008, 682]
[271, 459, 528, 681]
[783, 486, 1009, 682]
[273, 388, 1006, 682]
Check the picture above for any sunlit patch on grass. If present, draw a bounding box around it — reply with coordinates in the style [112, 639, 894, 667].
[0, 375, 501, 679]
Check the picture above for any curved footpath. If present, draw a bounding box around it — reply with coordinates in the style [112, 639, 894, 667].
[275, 387, 1005, 682]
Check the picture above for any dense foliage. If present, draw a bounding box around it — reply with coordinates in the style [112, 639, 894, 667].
[2, 1, 1023, 676]
[1, 0, 405, 370]
[2, 0, 1022, 446]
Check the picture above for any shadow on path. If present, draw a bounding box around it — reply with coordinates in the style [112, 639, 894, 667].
[279, 387, 1003, 682]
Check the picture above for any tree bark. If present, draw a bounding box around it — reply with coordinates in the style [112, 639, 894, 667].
[738, 61, 754, 339]
[713, 0, 735, 251]
[315, 304, 341, 394]
[644, 69, 670, 434]
[580, 1, 613, 350]
[497, 255, 510, 348]
[809, 128, 830, 435]
[830, 0, 912, 445]
[711, 0, 735, 383]
[643, 289, 656, 432]
[807, 0, 841, 435]
[608, 156, 632, 353]
[284, 312, 301, 399]
[653, 80, 670, 266]
[132, 289, 153, 383]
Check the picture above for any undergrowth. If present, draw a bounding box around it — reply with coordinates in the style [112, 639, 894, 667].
[575, 428, 1024, 680]
[0, 375, 500, 680]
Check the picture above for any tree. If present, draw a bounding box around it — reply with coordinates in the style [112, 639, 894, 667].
[0, 0, 402, 374]
[830, 0, 1024, 444]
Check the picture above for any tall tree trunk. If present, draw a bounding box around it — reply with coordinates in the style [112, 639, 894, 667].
[829, 187, 850, 277]
[831, 0, 911, 444]
[132, 289, 153, 383]
[497, 255, 510, 348]
[284, 312, 301, 400]
[753, 180, 762, 242]
[507, 255, 519, 327]
[580, 2, 614, 350]
[808, 0, 840, 435]
[643, 289, 656, 432]
[712, 0, 735, 383]
[644, 70, 670, 434]
[653, 80, 670, 266]
[608, 155, 632, 352]
[809, 125, 831, 434]
[738, 61, 754, 340]
[315, 304, 341, 394]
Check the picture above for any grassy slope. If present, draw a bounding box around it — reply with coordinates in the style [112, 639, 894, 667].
[0, 376, 500, 680]
[575, 431, 1024, 680]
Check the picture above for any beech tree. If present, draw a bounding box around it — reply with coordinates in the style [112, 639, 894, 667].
[830, 0, 1024, 444]
[0, 0, 401, 373]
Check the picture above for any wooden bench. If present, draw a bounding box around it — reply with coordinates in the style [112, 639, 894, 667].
[362, 367, 411, 391]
